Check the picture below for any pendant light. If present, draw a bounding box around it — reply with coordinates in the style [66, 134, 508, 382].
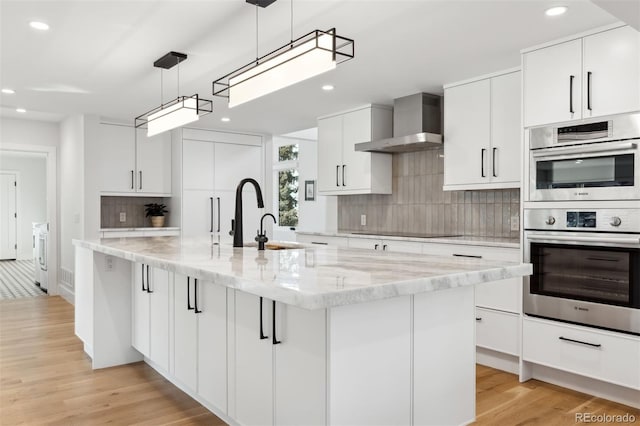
[135, 51, 213, 137]
[212, 0, 354, 108]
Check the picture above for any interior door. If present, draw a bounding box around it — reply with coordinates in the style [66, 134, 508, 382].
[0, 173, 17, 259]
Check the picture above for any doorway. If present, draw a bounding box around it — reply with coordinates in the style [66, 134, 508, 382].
[0, 172, 17, 260]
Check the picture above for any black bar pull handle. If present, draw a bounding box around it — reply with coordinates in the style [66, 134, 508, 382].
[194, 279, 202, 314]
[209, 197, 214, 233]
[272, 300, 281, 345]
[476, 317, 482, 322]
[382, 244, 387, 251]
[559, 336, 601, 348]
[259, 297, 268, 339]
[336, 165, 340, 187]
[374, 244, 379, 250]
[187, 277, 194, 310]
[453, 253, 483, 259]
[480, 149, 486, 178]
[139, 170, 143, 190]
[342, 165, 346, 187]
[146, 265, 153, 293]
[216, 197, 221, 232]
[131, 170, 134, 190]
[141, 264, 146, 291]
[569, 75, 575, 114]
[587, 71, 592, 111]
[492, 148, 498, 177]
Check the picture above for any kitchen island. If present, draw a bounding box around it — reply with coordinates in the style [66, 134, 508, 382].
[73, 236, 531, 426]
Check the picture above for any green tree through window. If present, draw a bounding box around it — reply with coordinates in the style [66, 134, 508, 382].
[278, 144, 299, 227]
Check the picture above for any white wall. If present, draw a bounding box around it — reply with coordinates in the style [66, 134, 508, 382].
[1, 117, 59, 148]
[0, 153, 47, 259]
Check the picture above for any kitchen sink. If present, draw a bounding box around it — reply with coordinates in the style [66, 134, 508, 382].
[236, 241, 306, 250]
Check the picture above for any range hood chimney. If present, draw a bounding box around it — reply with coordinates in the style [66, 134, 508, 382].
[355, 93, 443, 153]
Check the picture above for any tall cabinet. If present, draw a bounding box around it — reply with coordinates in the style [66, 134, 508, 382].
[172, 128, 264, 242]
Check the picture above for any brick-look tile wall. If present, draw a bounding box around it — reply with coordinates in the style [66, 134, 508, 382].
[100, 196, 171, 228]
[337, 148, 520, 238]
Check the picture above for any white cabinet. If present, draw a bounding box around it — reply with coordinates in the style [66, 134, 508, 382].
[131, 263, 170, 371]
[179, 133, 263, 241]
[475, 307, 519, 356]
[443, 70, 521, 190]
[347, 237, 423, 254]
[523, 25, 640, 127]
[95, 123, 172, 195]
[317, 105, 393, 195]
[173, 273, 198, 391]
[233, 290, 326, 426]
[295, 233, 349, 248]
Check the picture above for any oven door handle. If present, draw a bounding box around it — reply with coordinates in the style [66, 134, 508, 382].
[531, 141, 636, 159]
[527, 234, 640, 245]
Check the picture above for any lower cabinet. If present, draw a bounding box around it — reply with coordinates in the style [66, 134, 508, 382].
[347, 237, 423, 253]
[233, 290, 326, 426]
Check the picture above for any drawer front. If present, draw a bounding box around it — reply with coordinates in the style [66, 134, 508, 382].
[347, 238, 380, 250]
[142, 230, 180, 237]
[347, 237, 423, 254]
[475, 277, 521, 313]
[475, 308, 520, 356]
[523, 318, 640, 389]
[296, 234, 349, 248]
[422, 243, 519, 262]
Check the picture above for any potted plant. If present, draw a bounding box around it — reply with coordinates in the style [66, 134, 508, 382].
[144, 203, 168, 228]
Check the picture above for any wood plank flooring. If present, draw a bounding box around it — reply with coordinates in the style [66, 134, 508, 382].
[1, 296, 638, 425]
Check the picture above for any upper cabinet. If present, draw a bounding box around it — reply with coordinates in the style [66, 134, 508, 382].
[95, 123, 172, 195]
[317, 105, 393, 195]
[443, 69, 521, 191]
[523, 25, 640, 128]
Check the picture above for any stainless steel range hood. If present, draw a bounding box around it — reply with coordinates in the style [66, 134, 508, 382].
[355, 93, 443, 153]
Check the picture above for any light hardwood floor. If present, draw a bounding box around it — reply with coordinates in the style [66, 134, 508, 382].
[1, 296, 638, 425]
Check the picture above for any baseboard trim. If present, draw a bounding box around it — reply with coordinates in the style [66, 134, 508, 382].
[476, 347, 519, 375]
[58, 282, 74, 305]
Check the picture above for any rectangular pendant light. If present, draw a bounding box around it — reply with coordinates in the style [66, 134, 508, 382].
[213, 28, 354, 108]
[135, 94, 213, 137]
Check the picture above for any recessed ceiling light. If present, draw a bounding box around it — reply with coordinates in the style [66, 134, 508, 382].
[29, 21, 50, 31]
[16, 108, 26, 113]
[2, 88, 15, 94]
[221, 117, 231, 122]
[322, 84, 334, 91]
[545, 6, 568, 16]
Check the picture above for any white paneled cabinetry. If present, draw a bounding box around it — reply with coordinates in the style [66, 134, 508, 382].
[317, 105, 393, 195]
[523, 25, 640, 127]
[443, 69, 521, 190]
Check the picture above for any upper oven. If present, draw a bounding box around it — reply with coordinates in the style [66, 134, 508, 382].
[529, 113, 640, 202]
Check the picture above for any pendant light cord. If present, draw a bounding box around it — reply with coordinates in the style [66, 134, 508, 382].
[290, 0, 294, 44]
[160, 69, 164, 106]
[177, 61, 180, 100]
[255, 4, 259, 63]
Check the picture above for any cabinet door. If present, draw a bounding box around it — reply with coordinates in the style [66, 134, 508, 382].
[173, 274, 198, 391]
[214, 143, 262, 192]
[317, 115, 343, 193]
[197, 282, 227, 412]
[132, 263, 150, 357]
[444, 79, 491, 186]
[583, 26, 640, 118]
[234, 291, 273, 426]
[490, 72, 521, 185]
[182, 189, 216, 238]
[523, 39, 582, 127]
[182, 139, 214, 191]
[342, 108, 373, 191]
[136, 129, 172, 194]
[274, 303, 326, 426]
[148, 267, 170, 372]
[96, 124, 136, 193]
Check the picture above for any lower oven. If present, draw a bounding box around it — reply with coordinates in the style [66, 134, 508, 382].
[523, 208, 640, 335]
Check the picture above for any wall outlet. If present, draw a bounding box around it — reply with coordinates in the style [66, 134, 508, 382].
[360, 214, 367, 226]
[119, 212, 126, 222]
[510, 215, 520, 231]
[105, 255, 114, 271]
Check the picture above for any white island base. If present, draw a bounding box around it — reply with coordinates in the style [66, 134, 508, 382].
[74, 240, 531, 425]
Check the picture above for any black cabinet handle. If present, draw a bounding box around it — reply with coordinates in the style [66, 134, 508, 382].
[342, 165, 346, 187]
[131, 170, 134, 190]
[559, 336, 601, 348]
[382, 244, 387, 251]
[216, 197, 221, 232]
[146, 265, 153, 293]
[194, 279, 202, 314]
[492, 148, 498, 177]
[587, 71, 592, 111]
[453, 253, 483, 259]
[336, 165, 340, 187]
[259, 297, 268, 340]
[272, 300, 281, 345]
[481, 149, 486, 178]
[476, 317, 482, 322]
[374, 244, 379, 250]
[141, 264, 146, 291]
[139, 171, 143, 190]
[187, 277, 194, 310]
[209, 197, 214, 233]
[569, 75, 575, 114]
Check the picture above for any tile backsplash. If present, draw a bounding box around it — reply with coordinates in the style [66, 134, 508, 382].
[100, 196, 171, 228]
[338, 149, 520, 238]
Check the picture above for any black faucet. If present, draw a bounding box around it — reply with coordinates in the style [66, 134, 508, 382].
[256, 213, 277, 251]
[231, 178, 264, 247]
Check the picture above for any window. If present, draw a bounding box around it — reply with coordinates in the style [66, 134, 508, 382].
[274, 143, 299, 228]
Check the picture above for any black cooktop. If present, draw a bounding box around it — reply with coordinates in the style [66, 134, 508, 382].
[351, 231, 462, 239]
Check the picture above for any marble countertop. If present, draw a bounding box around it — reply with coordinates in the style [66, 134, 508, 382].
[100, 227, 180, 232]
[73, 236, 531, 310]
[297, 231, 520, 249]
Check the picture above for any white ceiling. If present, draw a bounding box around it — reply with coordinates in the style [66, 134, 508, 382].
[0, 0, 619, 135]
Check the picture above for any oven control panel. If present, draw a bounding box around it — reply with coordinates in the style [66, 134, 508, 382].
[524, 208, 640, 233]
